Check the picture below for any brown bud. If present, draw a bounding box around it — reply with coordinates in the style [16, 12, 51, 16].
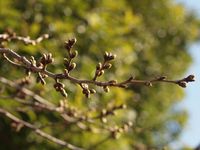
[60, 89, 68, 98]
[90, 89, 96, 94]
[127, 76, 134, 81]
[41, 74, 48, 78]
[185, 74, 195, 82]
[157, 76, 167, 80]
[58, 82, 65, 88]
[109, 54, 116, 60]
[30, 56, 36, 66]
[104, 51, 109, 59]
[64, 58, 70, 68]
[40, 54, 47, 64]
[84, 88, 90, 94]
[70, 50, 78, 59]
[54, 86, 60, 91]
[68, 63, 76, 71]
[64, 38, 77, 50]
[103, 63, 112, 69]
[69, 38, 77, 45]
[96, 63, 102, 70]
[46, 53, 54, 64]
[108, 80, 117, 85]
[97, 70, 104, 76]
[178, 81, 187, 88]
[145, 82, 152, 87]
[54, 82, 65, 91]
[86, 93, 90, 98]
[104, 52, 116, 61]
[103, 86, 110, 93]
[81, 83, 89, 89]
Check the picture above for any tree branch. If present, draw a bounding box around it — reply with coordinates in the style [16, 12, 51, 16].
[0, 48, 195, 93]
[0, 108, 84, 150]
[0, 32, 49, 45]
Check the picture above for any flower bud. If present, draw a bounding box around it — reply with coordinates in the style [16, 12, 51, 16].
[68, 63, 76, 71]
[103, 63, 112, 69]
[103, 86, 110, 93]
[178, 81, 187, 88]
[70, 50, 78, 59]
[96, 63, 102, 70]
[97, 70, 104, 76]
[185, 74, 195, 82]
[145, 82, 152, 87]
[90, 89, 96, 94]
[60, 89, 68, 98]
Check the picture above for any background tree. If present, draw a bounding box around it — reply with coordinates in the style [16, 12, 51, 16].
[0, 0, 199, 149]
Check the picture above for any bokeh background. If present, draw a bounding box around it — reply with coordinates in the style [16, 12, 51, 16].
[173, 0, 200, 149]
[0, 0, 199, 149]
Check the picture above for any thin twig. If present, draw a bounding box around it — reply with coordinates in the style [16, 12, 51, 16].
[0, 76, 54, 107]
[0, 33, 49, 45]
[0, 77, 111, 128]
[0, 108, 84, 150]
[2, 53, 22, 66]
[0, 48, 195, 89]
[0, 32, 194, 149]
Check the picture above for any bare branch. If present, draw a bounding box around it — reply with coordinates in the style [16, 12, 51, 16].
[0, 76, 54, 107]
[0, 108, 84, 150]
[0, 32, 49, 45]
[0, 48, 195, 93]
[0, 32, 195, 149]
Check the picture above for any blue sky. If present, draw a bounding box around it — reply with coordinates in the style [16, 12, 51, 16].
[174, 0, 200, 148]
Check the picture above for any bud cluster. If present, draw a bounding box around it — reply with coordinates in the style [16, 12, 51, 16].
[64, 58, 76, 72]
[0, 30, 49, 45]
[39, 53, 54, 69]
[93, 51, 116, 81]
[64, 38, 77, 51]
[177, 74, 195, 88]
[54, 80, 68, 98]
[64, 38, 78, 73]
[80, 83, 96, 98]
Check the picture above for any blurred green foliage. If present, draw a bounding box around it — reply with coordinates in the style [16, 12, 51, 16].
[0, 0, 199, 149]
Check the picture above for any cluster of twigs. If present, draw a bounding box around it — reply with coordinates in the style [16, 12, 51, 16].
[0, 29, 49, 45]
[0, 30, 195, 149]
